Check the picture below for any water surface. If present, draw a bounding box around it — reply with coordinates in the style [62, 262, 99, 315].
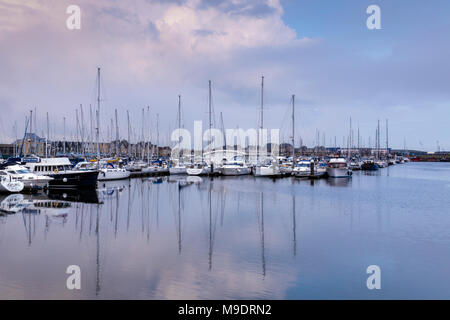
[0, 162, 449, 299]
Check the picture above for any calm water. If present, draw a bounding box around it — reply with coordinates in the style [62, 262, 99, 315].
[0, 162, 449, 299]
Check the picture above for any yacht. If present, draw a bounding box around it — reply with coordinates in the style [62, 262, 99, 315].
[221, 159, 251, 176]
[186, 162, 210, 176]
[169, 163, 187, 175]
[24, 157, 98, 189]
[361, 159, 379, 171]
[75, 160, 130, 181]
[326, 158, 352, 178]
[1, 164, 53, 190]
[375, 160, 388, 168]
[292, 160, 312, 178]
[98, 164, 130, 181]
[254, 159, 281, 177]
[349, 158, 362, 170]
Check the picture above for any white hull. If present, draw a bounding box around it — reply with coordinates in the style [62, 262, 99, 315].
[0, 179, 24, 193]
[254, 165, 280, 177]
[98, 169, 130, 181]
[186, 167, 208, 176]
[169, 167, 187, 175]
[221, 166, 251, 176]
[280, 167, 293, 175]
[326, 167, 352, 178]
[293, 168, 310, 177]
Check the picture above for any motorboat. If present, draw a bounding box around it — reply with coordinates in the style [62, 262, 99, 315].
[98, 164, 130, 181]
[221, 159, 251, 176]
[254, 159, 281, 177]
[24, 157, 98, 189]
[326, 158, 352, 178]
[349, 159, 361, 170]
[74, 159, 130, 181]
[375, 160, 388, 168]
[361, 159, 379, 171]
[1, 164, 53, 190]
[292, 160, 312, 178]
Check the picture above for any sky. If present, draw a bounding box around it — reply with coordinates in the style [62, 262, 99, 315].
[0, 0, 449, 151]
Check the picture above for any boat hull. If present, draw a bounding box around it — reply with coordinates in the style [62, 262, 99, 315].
[361, 163, 379, 171]
[98, 169, 130, 181]
[169, 167, 187, 175]
[254, 166, 280, 177]
[221, 167, 251, 176]
[326, 167, 352, 178]
[0, 180, 24, 193]
[47, 170, 99, 189]
[186, 168, 208, 176]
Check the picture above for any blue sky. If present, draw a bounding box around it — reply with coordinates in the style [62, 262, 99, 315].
[0, 0, 449, 151]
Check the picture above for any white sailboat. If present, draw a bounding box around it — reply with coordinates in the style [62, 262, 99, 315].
[253, 76, 280, 177]
[221, 157, 251, 176]
[170, 95, 187, 175]
[93, 69, 130, 181]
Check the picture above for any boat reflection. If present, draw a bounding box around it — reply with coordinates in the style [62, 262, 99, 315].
[325, 177, 352, 187]
[47, 189, 101, 204]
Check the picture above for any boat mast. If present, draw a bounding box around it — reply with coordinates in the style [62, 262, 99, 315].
[349, 117, 352, 160]
[46, 112, 49, 158]
[147, 106, 150, 164]
[386, 118, 389, 159]
[257, 76, 264, 163]
[208, 80, 212, 154]
[76, 109, 80, 155]
[80, 104, 85, 156]
[96, 67, 101, 164]
[127, 110, 130, 158]
[220, 111, 226, 150]
[156, 113, 159, 158]
[291, 94, 295, 168]
[29, 110, 32, 156]
[63, 116, 66, 155]
[89, 104, 93, 157]
[115, 108, 119, 158]
[377, 119, 380, 160]
[178, 95, 182, 160]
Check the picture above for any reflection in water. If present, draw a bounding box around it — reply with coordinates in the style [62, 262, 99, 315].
[0, 163, 450, 299]
[256, 192, 266, 278]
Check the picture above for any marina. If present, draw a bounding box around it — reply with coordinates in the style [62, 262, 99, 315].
[0, 0, 449, 305]
[0, 162, 449, 299]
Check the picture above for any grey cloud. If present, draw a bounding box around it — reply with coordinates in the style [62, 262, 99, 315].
[197, 0, 277, 18]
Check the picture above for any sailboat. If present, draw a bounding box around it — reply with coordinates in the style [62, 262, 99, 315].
[93, 69, 130, 181]
[253, 76, 280, 177]
[187, 81, 221, 176]
[170, 95, 187, 175]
